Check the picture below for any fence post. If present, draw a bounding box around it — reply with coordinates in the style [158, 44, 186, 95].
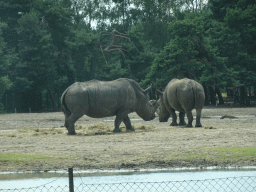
[68, 167, 74, 192]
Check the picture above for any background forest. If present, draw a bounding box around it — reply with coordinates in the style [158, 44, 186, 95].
[0, 0, 255, 112]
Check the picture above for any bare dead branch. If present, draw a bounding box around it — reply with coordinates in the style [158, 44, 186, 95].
[100, 29, 140, 64]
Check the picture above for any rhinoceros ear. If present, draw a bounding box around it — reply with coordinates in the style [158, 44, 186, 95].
[143, 83, 152, 94]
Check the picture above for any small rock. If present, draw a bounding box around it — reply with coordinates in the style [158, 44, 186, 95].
[204, 126, 217, 129]
[220, 115, 237, 119]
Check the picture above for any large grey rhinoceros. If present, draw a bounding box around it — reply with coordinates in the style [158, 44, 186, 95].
[61, 78, 159, 135]
[156, 78, 205, 127]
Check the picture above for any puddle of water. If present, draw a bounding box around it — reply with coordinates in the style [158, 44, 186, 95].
[0, 167, 256, 190]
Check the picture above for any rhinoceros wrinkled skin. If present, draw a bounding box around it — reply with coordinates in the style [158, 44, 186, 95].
[157, 78, 205, 127]
[61, 78, 159, 135]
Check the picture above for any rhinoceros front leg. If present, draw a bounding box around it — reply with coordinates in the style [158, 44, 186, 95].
[113, 109, 128, 133]
[113, 117, 122, 133]
[195, 108, 202, 127]
[178, 112, 186, 126]
[185, 111, 193, 127]
[113, 109, 131, 132]
[123, 115, 135, 131]
[170, 108, 178, 126]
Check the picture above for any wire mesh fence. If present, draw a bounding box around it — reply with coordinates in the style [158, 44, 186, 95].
[1, 176, 255, 192]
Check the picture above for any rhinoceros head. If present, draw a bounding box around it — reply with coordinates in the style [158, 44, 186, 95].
[135, 85, 159, 121]
[156, 89, 170, 122]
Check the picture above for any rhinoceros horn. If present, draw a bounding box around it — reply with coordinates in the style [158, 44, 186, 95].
[143, 83, 152, 94]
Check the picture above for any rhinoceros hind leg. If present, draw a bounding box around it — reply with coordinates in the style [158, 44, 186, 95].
[185, 111, 193, 127]
[170, 122, 178, 126]
[123, 115, 135, 131]
[195, 109, 202, 127]
[178, 112, 186, 125]
[170, 108, 178, 126]
[179, 121, 186, 126]
[65, 113, 83, 135]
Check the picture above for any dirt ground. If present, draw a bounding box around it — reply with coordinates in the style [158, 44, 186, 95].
[0, 105, 256, 173]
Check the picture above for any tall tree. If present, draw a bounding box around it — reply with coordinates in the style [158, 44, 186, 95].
[0, 21, 12, 112]
[0, 0, 31, 50]
[33, 0, 75, 86]
[208, 0, 256, 86]
[13, 10, 59, 112]
[144, 13, 207, 86]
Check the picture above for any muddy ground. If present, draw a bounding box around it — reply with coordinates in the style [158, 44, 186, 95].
[0, 105, 256, 172]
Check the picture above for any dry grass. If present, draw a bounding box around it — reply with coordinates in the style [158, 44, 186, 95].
[2, 122, 155, 137]
[76, 123, 155, 135]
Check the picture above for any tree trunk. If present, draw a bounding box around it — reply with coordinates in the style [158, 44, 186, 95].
[234, 88, 239, 104]
[248, 86, 251, 97]
[240, 85, 246, 106]
[229, 88, 234, 97]
[226, 87, 230, 96]
[246, 86, 250, 106]
[19, 89, 43, 112]
[215, 86, 224, 104]
[203, 84, 210, 105]
[252, 85, 256, 100]
[48, 89, 56, 111]
[208, 86, 216, 105]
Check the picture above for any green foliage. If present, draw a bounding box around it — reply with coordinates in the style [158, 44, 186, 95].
[144, 13, 209, 86]
[0, 21, 12, 112]
[97, 60, 128, 80]
[66, 27, 99, 81]
[125, 24, 157, 83]
[0, 0, 255, 112]
[208, 0, 256, 85]
[15, 10, 58, 91]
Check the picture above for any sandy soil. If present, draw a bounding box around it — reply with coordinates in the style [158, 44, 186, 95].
[0, 106, 256, 172]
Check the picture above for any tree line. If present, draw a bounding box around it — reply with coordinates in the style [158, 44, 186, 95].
[0, 0, 255, 112]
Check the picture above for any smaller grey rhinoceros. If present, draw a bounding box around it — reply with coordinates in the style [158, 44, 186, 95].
[61, 78, 159, 135]
[156, 78, 205, 127]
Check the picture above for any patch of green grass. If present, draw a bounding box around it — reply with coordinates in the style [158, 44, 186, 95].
[172, 147, 256, 163]
[209, 147, 256, 160]
[0, 153, 54, 164]
[0, 153, 74, 165]
[222, 92, 227, 97]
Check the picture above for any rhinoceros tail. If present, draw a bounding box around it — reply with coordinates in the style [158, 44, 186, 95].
[61, 88, 70, 116]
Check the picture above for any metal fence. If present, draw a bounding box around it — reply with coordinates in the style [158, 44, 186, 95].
[1, 176, 256, 192]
